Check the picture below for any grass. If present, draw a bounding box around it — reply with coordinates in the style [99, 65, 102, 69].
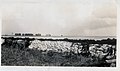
[1, 45, 110, 66]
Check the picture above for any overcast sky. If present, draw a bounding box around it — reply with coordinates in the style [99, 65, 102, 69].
[2, 0, 117, 36]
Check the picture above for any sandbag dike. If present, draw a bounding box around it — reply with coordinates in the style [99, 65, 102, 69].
[1, 37, 116, 67]
[29, 40, 74, 53]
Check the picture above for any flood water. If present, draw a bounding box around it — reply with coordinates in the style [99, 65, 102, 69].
[2, 35, 116, 40]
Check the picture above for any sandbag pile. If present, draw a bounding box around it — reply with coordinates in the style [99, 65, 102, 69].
[89, 44, 116, 67]
[28, 40, 73, 53]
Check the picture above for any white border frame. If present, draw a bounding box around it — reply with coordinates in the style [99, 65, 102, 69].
[0, 0, 120, 71]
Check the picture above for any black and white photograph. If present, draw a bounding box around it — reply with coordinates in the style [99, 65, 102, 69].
[1, 0, 117, 67]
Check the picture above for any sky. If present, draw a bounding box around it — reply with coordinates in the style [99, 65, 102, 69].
[1, 0, 117, 36]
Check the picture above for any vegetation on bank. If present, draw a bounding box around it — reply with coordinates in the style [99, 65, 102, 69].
[1, 37, 116, 66]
